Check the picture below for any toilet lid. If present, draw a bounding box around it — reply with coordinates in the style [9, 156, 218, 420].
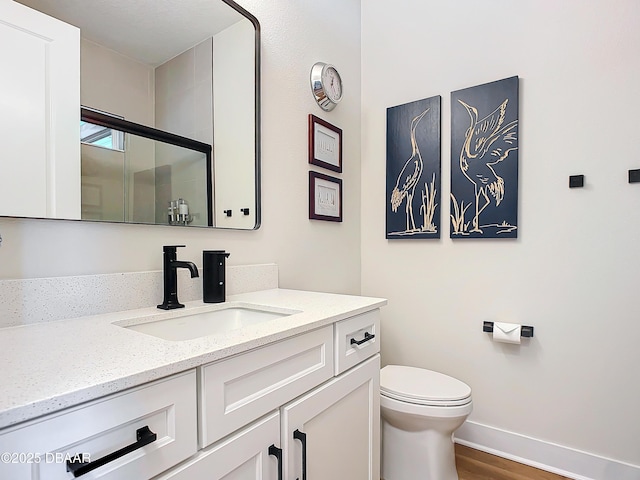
[380, 365, 472, 406]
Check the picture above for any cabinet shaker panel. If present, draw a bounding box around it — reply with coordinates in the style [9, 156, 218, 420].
[199, 326, 334, 447]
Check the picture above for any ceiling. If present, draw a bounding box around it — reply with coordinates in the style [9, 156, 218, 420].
[18, 0, 243, 66]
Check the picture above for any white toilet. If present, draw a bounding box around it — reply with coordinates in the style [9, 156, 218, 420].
[380, 365, 472, 480]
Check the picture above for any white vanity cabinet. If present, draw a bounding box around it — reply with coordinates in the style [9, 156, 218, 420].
[157, 356, 380, 480]
[158, 309, 381, 480]
[0, 304, 382, 480]
[157, 310, 380, 480]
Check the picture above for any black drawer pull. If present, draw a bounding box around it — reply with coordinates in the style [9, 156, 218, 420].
[66, 426, 157, 477]
[268, 444, 283, 480]
[293, 429, 307, 480]
[350, 332, 375, 346]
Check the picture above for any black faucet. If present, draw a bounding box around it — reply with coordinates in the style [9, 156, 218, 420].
[157, 245, 199, 310]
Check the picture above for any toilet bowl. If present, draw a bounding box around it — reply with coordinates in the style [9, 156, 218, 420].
[380, 365, 472, 480]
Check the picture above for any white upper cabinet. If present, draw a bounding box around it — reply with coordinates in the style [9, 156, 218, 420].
[0, 0, 80, 219]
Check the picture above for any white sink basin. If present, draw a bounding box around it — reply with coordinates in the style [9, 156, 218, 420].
[121, 305, 298, 341]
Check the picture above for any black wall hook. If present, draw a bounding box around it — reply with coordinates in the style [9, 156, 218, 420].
[569, 175, 584, 188]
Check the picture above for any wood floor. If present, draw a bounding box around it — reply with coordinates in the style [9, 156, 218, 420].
[455, 444, 570, 480]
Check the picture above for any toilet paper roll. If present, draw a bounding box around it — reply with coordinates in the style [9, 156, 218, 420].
[492, 322, 521, 344]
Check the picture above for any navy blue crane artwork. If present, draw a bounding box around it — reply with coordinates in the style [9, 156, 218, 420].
[450, 76, 519, 238]
[386, 96, 441, 239]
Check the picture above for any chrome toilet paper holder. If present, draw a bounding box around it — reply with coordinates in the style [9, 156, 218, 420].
[483, 321, 534, 338]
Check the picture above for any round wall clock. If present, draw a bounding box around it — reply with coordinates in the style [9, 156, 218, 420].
[310, 62, 343, 111]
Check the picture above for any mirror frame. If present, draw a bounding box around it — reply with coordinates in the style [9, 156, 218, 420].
[223, 0, 261, 230]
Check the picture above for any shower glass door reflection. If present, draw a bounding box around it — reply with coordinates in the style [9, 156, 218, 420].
[80, 118, 212, 226]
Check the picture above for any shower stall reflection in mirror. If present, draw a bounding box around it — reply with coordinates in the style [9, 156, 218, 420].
[80, 107, 213, 227]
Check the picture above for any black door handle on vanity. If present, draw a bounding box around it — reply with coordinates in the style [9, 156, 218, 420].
[350, 332, 375, 346]
[66, 426, 157, 477]
[268, 444, 283, 480]
[293, 429, 307, 480]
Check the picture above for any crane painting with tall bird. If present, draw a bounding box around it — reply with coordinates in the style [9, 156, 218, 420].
[450, 76, 519, 238]
[386, 96, 441, 239]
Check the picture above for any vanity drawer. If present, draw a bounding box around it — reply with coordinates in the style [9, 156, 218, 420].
[0, 370, 197, 480]
[334, 309, 380, 375]
[199, 325, 333, 448]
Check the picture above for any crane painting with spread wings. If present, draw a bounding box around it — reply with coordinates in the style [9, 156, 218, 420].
[386, 96, 441, 239]
[450, 76, 519, 238]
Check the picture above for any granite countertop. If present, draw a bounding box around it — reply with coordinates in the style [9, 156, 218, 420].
[0, 288, 386, 430]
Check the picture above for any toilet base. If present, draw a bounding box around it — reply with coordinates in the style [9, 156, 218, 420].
[381, 420, 459, 480]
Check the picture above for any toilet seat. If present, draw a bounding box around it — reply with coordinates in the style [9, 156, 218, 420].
[381, 365, 472, 407]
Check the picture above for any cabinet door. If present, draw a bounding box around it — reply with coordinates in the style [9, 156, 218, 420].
[281, 355, 380, 480]
[156, 411, 281, 480]
[0, 1, 80, 219]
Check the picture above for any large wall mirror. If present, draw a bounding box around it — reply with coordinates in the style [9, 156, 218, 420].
[0, 0, 260, 229]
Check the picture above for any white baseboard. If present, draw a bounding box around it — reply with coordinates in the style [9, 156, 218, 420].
[454, 421, 640, 480]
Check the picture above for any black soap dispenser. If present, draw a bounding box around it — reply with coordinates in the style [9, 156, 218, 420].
[203, 250, 230, 303]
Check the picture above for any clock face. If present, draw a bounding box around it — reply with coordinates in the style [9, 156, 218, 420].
[322, 66, 342, 103]
[310, 62, 342, 111]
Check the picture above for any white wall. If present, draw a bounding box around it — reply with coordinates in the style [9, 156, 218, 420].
[81, 38, 154, 125]
[0, 0, 362, 297]
[80, 144, 125, 222]
[361, 0, 640, 468]
[155, 37, 213, 144]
